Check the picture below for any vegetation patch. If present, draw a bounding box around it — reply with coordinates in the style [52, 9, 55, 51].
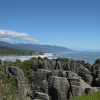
[3, 57, 44, 84]
[85, 62, 91, 70]
[95, 58, 100, 64]
[0, 46, 34, 56]
[0, 71, 17, 100]
[57, 57, 72, 62]
[70, 91, 100, 100]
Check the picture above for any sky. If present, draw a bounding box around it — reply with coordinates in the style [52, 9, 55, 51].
[0, 0, 100, 51]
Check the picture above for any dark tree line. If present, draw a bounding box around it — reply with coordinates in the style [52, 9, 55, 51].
[0, 46, 34, 56]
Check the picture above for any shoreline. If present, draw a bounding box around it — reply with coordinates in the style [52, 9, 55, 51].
[0, 54, 44, 58]
[0, 55, 33, 58]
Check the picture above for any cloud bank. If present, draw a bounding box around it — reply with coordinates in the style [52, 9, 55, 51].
[0, 29, 41, 43]
[0, 38, 12, 43]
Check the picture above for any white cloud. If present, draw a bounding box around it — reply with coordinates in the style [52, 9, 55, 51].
[0, 29, 41, 43]
[0, 38, 12, 43]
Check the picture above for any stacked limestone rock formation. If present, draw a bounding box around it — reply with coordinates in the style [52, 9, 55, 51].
[4, 66, 31, 100]
[0, 59, 100, 100]
[32, 60, 99, 100]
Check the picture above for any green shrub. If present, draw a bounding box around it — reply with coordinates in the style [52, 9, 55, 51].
[3, 61, 14, 66]
[38, 56, 44, 62]
[17, 58, 39, 84]
[57, 57, 72, 62]
[11, 78, 17, 88]
[38, 56, 43, 60]
[85, 62, 91, 69]
[95, 58, 100, 64]
[43, 57, 48, 60]
[16, 59, 21, 63]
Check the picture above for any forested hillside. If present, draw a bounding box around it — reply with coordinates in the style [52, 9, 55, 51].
[0, 46, 34, 56]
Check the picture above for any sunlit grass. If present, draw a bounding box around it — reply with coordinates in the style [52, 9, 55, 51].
[70, 91, 100, 100]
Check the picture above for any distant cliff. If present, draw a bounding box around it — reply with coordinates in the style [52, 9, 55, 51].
[33, 51, 43, 55]
[0, 57, 100, 100]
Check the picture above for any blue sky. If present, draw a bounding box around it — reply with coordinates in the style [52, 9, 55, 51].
[0, 0, 100, 51]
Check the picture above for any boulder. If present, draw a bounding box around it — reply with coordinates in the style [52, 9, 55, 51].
[31, 69, 53, 90]
[67, 71, 98, 98]
[49, 60, 56, 70]
[77, 67, 91, 76]
[49, 76, 70, 100]
[84, 75, 93, 85]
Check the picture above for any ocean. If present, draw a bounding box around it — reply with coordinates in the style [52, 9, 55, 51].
[0, 52, 100, 65]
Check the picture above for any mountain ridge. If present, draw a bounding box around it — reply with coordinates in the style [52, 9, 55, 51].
[0, 41, 74, 52]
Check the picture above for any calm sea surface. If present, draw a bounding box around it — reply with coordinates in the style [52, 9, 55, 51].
[0, 52, 100, 65]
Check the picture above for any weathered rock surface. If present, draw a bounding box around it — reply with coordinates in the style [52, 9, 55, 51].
[49, 76, 70, 100]
[34, 92, 49, 100]
[66, 71, 95, 98]
[31, 60, 99, 100]
[1, 59, 100, 100]
[76, 67, 93, 85]
[4, 66, 31, 100]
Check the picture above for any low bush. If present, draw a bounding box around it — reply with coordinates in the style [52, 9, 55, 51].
[95, 58, 100, 64]
[57, 57, 72, 62]
[85, 62, 91, 70]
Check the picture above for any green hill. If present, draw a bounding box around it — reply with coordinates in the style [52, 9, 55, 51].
[0, 46, 34, 56]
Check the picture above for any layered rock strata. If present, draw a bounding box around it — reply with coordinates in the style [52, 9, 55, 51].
[0, 59, 100, 100]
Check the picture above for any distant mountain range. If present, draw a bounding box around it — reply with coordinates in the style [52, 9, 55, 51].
[0, 41, 74, 52]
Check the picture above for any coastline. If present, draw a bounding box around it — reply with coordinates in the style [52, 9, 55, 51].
[0, 52, 99, 65]
[0, 55, 33, 58]
[0, 54, 45, 58]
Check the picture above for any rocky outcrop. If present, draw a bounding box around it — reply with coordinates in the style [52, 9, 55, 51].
[32, 51, 43, 55]
[49, 76, 70, 100]
[31, 60, 99, 100]
[4, 66, 31, 100]
[76, 67, 93, 85]
[1, 59, 100, 100]
[37, 60, 86, 71]
[67, 71, 98, 98]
